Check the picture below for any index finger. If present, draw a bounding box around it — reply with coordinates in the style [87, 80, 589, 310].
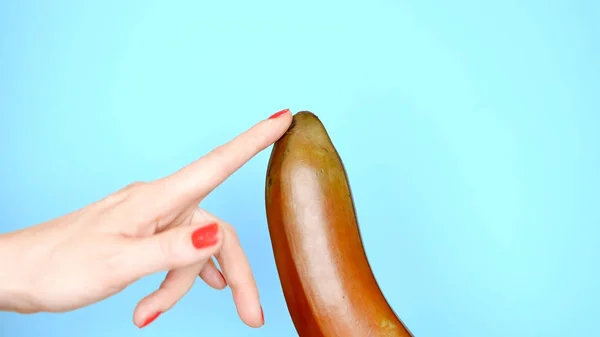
[157, 109, 292, 201]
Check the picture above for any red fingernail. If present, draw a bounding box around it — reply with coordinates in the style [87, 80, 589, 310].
[261, 306, 265, 325]
[191, 223, 219, 249]
[140, 311, 161, 328]
[268, 109, 289, 119]
[218, 269, 227, 285]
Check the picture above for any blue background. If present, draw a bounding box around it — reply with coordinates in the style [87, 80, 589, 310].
[1, 1, 598, 336]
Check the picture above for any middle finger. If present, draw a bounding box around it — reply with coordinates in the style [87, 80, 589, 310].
[200, 209, 263, 328]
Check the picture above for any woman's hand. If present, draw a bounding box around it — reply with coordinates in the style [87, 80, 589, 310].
[0, 109, 292, 328]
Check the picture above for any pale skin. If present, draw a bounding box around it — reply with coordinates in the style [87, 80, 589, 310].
[0, 109, 292, 328]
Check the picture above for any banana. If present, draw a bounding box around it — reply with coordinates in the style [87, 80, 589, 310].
[265, 111, 413, 336]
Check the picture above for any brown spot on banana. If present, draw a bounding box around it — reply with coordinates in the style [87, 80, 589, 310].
[265, 111, 413, 336]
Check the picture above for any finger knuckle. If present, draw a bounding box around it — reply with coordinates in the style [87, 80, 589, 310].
[251, 134, 270, 151]
[101, 192, 126, 206]
[98, 181, 150, 208]
[127, 181, 154, 199]
[211, 144, 239, 168]
[221, 223, 239, 243]
[127, 181, 148, 189]
[159, 237, 180, 265]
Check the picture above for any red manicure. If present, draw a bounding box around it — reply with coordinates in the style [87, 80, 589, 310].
[218, 269, 227, 286]
[140, 311, 161, 328]
[268, 109, 289, 119]
[191, 223, 219, 249]
[261, 306, 265, 325]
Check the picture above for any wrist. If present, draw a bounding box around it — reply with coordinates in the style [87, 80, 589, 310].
[0, 231, 36, 313]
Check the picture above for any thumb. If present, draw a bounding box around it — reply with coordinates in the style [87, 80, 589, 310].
[125, 221, 223, 279]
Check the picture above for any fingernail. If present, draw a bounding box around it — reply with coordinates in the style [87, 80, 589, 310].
[268, 108, 289, 119]
[140, 311, 161, 328]
[261, 306, 265, 325]
[191, 223, 219, 249]
[218, 269, 227, 285]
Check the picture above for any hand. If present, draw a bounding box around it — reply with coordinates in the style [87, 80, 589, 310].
[0, 109, 292, 328]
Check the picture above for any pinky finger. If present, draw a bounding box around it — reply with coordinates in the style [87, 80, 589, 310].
[133, 263, 202, 328]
